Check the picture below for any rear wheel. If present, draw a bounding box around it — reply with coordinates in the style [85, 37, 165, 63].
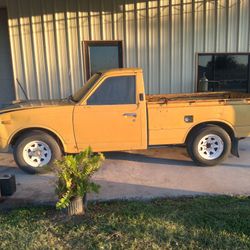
[13, 131, 62, 174]
[187, 125, 231, 166]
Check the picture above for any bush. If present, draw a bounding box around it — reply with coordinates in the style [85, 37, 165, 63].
[54, 147, 105, 209]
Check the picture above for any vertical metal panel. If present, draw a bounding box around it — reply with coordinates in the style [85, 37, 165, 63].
[125, 2, 137, 68]
[89, 0, 101, 40]
[216, 0, 227, 51]
[18, 0, 37, 99]
[205, 0, 216, 52]
[147, 0, 159, 94]
[66, 0, 83, 94]
[238, 0, 249, 51]
[31, 0, 49, 99]
[42, 0, 60, 99]
[227, 0, 238, 52]
[194, 0, 205, 53]
[113, 0, 124, 41]
[182, 0, 193, 92]
[5, 0, 250, 100]
[0, 8, 15, 105]
[54, 0, 71, 98]
[159, 0, 171, 93]
[102, 0, 113, 40]
[137, 1, 149, 92]
[171, 0, 182, 93]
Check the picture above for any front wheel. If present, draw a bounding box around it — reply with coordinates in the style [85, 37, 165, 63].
[13, 131, 63, 174]
[187, 125, 231, 166]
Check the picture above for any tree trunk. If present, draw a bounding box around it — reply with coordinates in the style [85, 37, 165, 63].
[67, 195, 87, 216]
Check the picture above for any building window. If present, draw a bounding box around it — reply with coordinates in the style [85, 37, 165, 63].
[197, 53, 250, 92]
[84, 41, 123, 80]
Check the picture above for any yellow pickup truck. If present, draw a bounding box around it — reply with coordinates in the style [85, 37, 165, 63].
[0, 68, 249, 173]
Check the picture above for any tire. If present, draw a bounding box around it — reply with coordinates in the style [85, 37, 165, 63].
[186, 125, 231, 166]
[13, 130, 62, 174]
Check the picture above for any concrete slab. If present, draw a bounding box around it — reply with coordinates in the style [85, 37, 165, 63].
[1, 138, 250, 208]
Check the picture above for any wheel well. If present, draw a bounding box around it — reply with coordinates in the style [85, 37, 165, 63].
[10, 128, 65, 153]
[185, 122, 235, 144]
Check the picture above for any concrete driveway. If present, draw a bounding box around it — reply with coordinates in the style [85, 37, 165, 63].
[1, 138, 250, 207]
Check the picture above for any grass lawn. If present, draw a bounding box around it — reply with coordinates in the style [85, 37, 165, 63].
[0, 196, 250, 249]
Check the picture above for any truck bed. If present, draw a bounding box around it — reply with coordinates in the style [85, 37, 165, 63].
[146, 92, 250, 104]
[146, 91, 250, 146]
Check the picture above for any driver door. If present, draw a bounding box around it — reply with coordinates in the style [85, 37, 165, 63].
[73, 73, 147, 152]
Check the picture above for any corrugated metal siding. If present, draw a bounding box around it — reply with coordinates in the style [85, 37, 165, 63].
[0, 8, 15, 106]
[5, 0, 250, 99]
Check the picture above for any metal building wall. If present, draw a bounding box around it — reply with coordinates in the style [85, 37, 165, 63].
[4, 0, 250, 100]
[0, 8, 15, 106]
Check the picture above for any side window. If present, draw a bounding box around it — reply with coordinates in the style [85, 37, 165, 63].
[87, 76, 136, 105]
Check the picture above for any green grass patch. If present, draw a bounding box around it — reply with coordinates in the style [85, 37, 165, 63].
[0, 196, 250, 249]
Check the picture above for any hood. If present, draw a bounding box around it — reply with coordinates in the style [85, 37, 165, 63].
[0, 99, 73, 115]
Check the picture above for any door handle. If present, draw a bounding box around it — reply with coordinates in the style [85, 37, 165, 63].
[123, 113, 137, 118]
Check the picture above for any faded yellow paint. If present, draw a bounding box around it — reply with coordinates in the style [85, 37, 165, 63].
[147, 97, 250, 145]
[0, 68, 250, 154]
[0, 106, 76, 153]
[74, 69, 147, 152]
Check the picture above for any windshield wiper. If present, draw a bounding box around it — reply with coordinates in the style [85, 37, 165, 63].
[62, 95, 76, 103]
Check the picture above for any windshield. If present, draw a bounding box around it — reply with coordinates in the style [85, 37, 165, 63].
[72, 73, 102, 102]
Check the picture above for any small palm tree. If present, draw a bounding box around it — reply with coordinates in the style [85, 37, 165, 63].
[54, 147, 105, 216]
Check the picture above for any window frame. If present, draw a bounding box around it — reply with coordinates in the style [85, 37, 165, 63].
[196, 52, 250, 93]
[86, 75, 137, 106]
[83, 40, 123, 80]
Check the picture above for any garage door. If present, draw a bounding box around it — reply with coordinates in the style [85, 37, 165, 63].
[0, 8, 15, 108]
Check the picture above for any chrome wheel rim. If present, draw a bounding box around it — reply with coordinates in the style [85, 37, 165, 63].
[197, 134, 224, 160]
[23, 141, 52, 168]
